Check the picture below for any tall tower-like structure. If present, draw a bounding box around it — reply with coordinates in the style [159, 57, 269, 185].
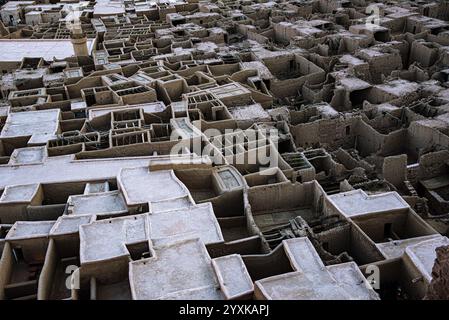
[70, 24, 89, 57]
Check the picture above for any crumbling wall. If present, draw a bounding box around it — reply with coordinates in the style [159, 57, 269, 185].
[417, 150, 449, 180]
[407, 122, 449, 158]
[424, 245, 449, 300]
[354, 118, 385, 156]
[379, 129, 408, 157]
[273, 23, 299, 44]
[437, 1, 449, 21]
[383, 154, 407, 188]
[318, 0, 340, 13]
[247, 30, 269, 44]
[357, 48, 403, 84]
[291, 117, 357, 150]
[410, 40, 440, 68]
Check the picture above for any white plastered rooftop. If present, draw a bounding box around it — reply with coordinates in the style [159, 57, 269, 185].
[0, 148, 205, 190]
[241, 61, 274, 80]
[339, 77, 372, 91]
[118, 167, 192, 208]
[328, 189, 410, 218]
[0, 109, 60, 144]
[0, 183, 40, 204]
[148, 202, 224, 245]
[6, 221, 55, 240]
[229, 103, 271, 121]
[67, 190, 128, 216]
[50, 214, 94, 236]
[88, 102, 167, 121]
[405, 236, 449, 283]
[255, 237, 379, 300]
[376, 234, 443, 260]
[80, 213, 149, 264]
[374, 80, 421, 97]
[129, 238, 223, 300]
[129, 238, 253, 300]
[80, 201, 224, 264]
[78, 168, 224, 264]
[93, 1, 125, 16]
[0, 39, 94, 62]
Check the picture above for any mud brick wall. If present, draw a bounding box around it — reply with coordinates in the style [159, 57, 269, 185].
[424, 245, 449, 300]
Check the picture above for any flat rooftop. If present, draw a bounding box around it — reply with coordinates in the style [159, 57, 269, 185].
[0, 39, 94, 62]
